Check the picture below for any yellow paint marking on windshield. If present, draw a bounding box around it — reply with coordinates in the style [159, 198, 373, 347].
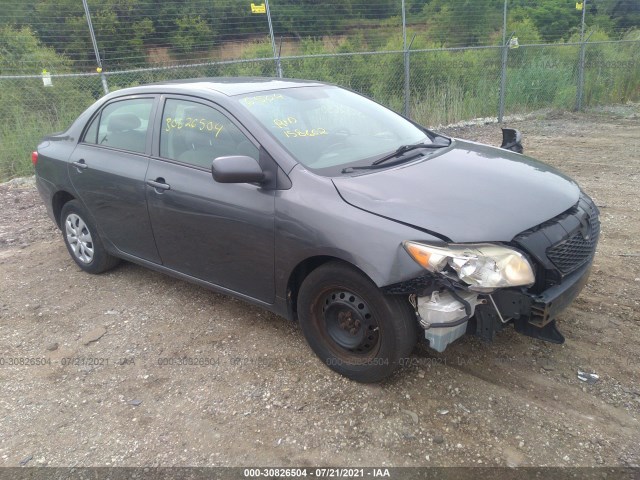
[241, 94, 285, 108]
[283, 128, 328, 138]
[165, 117, 224, 137]
[273, 116, 297, 129]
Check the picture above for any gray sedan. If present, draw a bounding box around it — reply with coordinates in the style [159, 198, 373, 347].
[34, 78, 599, 382]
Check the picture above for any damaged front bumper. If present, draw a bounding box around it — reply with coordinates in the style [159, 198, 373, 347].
[477, 261, 592, 344]
[389, 259, 593, 352]
[385, 192, 599, 352]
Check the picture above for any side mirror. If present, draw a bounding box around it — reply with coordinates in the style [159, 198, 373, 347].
[500, 128, 523, 154]
[211, 155, 265, 184]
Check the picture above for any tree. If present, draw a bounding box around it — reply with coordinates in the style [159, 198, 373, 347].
[171, 16, 214, 55]
[0, 0, 35, 27]
[0, 26, 95, 180]
[0, 25, 70, 74]
[596, 0, 640, 34]
[423, 0, 504, 46]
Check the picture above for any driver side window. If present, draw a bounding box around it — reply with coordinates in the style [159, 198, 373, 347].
[159, 99, 258, 169]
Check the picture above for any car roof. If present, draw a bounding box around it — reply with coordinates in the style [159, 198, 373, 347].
[116, 77, 329, 97]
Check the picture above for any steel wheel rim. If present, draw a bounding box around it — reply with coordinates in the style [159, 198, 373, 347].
[65, 213, 94, 264]
[320, 290, 380, 356]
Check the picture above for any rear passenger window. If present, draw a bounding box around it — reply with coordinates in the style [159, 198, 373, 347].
[160, 99, 258, 169]
[83, 98, 153, 154]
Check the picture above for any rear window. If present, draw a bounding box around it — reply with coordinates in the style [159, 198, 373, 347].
[83, 98, 154, 154]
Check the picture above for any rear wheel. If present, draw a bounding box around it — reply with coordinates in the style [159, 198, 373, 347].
[60, 200, 120, 274]
[298, 261, 417, 382]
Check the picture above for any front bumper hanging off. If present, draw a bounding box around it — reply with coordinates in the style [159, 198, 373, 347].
[386, 256, 593, 351]
[473, 261, 593, 344]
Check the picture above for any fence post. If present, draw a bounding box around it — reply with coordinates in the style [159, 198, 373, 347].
[403, 37, 416, 120]
[100, 72, 109, 95]
[497, 0, 508, 123]
[404, 49, 410, 119]
[498, 39, 511, 123]
[264, 0, 282, 78]
[81, 0, 108, 94]
[575, 41, 588, 111]
[575, 1, 589, 111]
[402, 0, 409, 117]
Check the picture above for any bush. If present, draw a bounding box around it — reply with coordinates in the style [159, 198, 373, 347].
[0, 27, 97, 180]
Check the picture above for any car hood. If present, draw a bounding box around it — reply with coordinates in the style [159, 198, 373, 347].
[332, 139, 580, 242]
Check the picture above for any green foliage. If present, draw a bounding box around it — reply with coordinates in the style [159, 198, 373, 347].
[0, 26, 96, 179]
[0, 0, 35, 27]
[581, 34, 640, 105]
[508, 0, 635, 43]
[270, 0, 350, 37]
[531, 2, 581, 42]
[1, 1, 640, 181]
[423, 0, 504, 46]
[207, 1, 265, 39]
[0, 25, 70, 74]
[407, 0, 429, 16]
[595, 0, 640, 33]
[28, 0, 155, 68]
[568, 26, 611, 42]
[507, 18, 542, 45]
[505, 45, 579, 112]
[171, 16, 213, 54]
[90, 0, 155, 67]
[2, 0, 639, 68]
[408, 48, 502, 125]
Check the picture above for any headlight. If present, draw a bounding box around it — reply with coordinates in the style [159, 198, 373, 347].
[403, 241, 535, 292]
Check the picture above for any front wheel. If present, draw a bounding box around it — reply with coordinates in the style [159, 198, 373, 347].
[60, 200, 120, 274]
[297, 262, 418, 383]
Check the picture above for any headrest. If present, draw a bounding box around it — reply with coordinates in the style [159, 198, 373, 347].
[178, 108, 218, 148]
[183, 106, 212, 120]
[182, 124, 213, 148]
[108, 113, 141, 133]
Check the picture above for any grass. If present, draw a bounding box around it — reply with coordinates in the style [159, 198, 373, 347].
[0, 77, 99, 180]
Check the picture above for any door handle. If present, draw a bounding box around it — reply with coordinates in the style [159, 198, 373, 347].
[72, 159, 88, 170]
[147, 178, 171, 191]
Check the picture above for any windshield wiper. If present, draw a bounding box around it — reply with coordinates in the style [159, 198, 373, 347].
[341, 141, 449, 173]
[372, 142, 449, 166]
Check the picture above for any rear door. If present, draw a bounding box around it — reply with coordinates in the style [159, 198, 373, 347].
[145, 96, 276, 302]
[68, 96, 161, 263]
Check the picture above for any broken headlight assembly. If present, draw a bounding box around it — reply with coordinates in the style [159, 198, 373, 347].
[403, 241, 535, 292]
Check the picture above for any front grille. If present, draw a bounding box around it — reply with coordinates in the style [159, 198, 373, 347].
[547, 213, 600, 274]
[512, 193, 600, 292]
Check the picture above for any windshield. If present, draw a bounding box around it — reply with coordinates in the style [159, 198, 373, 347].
[235, 86, 431, 175]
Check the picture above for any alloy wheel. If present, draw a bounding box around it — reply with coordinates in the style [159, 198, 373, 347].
[65, 213, 94, 264]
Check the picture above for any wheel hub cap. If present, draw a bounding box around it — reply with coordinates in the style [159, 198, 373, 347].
[65, 213, 94, 264]
[322, 291, 379, 353]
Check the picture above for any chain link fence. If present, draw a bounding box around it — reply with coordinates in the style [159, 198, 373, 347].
[406, 46, 503, 126]
[1, 39, 639, 180]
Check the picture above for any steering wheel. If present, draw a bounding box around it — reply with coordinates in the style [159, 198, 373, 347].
[319, 128, 351, 154]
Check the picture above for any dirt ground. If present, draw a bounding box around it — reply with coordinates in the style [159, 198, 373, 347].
[0, 106, 639, 469]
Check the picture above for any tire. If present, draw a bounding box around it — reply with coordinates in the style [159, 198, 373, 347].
[60, 200, 120, 274]
[298, 261, 418, 383]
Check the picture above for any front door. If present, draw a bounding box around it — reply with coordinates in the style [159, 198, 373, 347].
[145, 97, 276, 302]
